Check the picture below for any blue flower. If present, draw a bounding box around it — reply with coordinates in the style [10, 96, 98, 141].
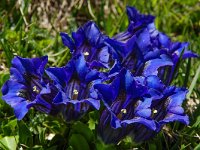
[60, 21, 112, 69]
[45, 54, 101, 122]
[144, 23, 198, 84]
[94, 67, 189, 143]
[1, 5, 197, 145]
[1, 56, 59, 120]
[112, 6, 155, 41]
[131, 76, 189, 142]
[105, 6, 198, 82]
[94, 69, 156, 144]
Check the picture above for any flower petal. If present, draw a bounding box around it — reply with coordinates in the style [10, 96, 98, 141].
[167, 88, 188, 109]
[11, 56, 48, 78]
[143, 54, 173, 76]
[2, 80, 26, 107]
[74, 54, 89, 80]
[60, 32, 75, 51]
[126, 6, 155, 29]
[94, 77, 120, 105]
[160, 113, 189, 125]
[122, 118, 156, 131]
[46, 67, 73, 89]
[14, 101, 29, 120]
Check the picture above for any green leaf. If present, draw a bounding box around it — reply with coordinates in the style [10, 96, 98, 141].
[68, 134, 90, 150]
[88, 119, 96, 130]
[88, 111, 99, 130]
[71, 121, 94, 143]
[2, 119, 17, 136]
[95, 139, 116, 150]
[18, 120, 33, 146]
[194, 144, 200, 150]
[48, 134, 66, 148]
[45, 146, 58, 150]
[187, 64, 200, 99]
[148, 143, 157, 150]
[37, 126, 46, 145]
[192, 116, 200, 128]
[0, 136, 19, 150]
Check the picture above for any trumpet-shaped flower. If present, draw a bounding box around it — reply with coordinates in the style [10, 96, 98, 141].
[94, 69, 157, 144]
[1, 5, 197, 145]
[60, 21, 112, 69]
[46, 54, 101, 121]
[1, 56, 59, 120]
[94, 69, 189, 143]
[106, 6, 198, 82]
[131, 76, 189, 142]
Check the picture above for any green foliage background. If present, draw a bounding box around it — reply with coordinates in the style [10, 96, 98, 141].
[0, 0, 199, 149]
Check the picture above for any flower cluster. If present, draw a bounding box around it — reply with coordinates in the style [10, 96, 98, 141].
[1, 6, 198, 143]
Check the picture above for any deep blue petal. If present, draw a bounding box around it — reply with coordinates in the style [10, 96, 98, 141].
[147, 23, 158, 38]
[167, 88, 188, 109]
[98, 46, 110, 63]
[143, 55, 173, 76]
[158, 33, 170, 48]
[136, 28, 150, 53]
[94, 77, 120, 104]
[40, 84, 51, 94]
[72, 29, 85, 47]
[89, 60, 108, 69]
[53, 92, 66, 104]
[125, 75, 148, 99]
[60, 32, 75, 51]
[170, 42, 188, 54]
[146, 75, 164, 91]
[94, 84, 116, 105]
[124, 70, 134, 92]
[28, 95, 52, 114]
[106, 35, 136, 58]
[122, 118, 156, 131]
[11, 56, 48, 78]
[111, 114, 121, 129]
[83, 98, 100, 110]
[135, 98, 152, 118]
[10, 67, 24, 82]
[126, 6, 155, 27]
[2, 80, 27, 107]
[46, 67, 73, 89]
[169, 106, 184, 115]
[14, 101, 29, 120]
[83, 21, 103, 47]
[148, 88, 163, 100]
[85, 69, 100, 83]
[109, 60, 121, 75]
[144, 48, 161, 61]
[74, 54, 89, 80]
[160, 113, 189, 125]
[2, 80, 29, 120]
[182, 50, 199, 59]
[136, 109, 152, 118]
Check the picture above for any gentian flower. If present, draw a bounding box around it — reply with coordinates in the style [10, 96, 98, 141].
[1, 56, 59, 120]
[106, 29, 174, 78]
[1, 5, 197, 145]
[131, 76, 189, 142]
[45, 54, 101, 122]
[112, 6, 155, 41]
[143, 23, 198, 84]
[93, 7, 195, 143]
[94, 69, 157, 144]
[60, 21, 112, 69]
[106, 6, 198, 81]
[94, 68, 189, 143]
